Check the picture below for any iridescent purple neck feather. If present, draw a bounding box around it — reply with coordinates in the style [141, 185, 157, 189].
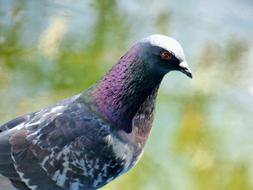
[89, 45, 163, 133]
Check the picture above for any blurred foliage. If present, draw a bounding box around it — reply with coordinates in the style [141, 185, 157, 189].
[0, 0, 253, 190]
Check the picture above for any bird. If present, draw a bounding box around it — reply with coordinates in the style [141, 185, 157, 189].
[0, 34, 192, 190]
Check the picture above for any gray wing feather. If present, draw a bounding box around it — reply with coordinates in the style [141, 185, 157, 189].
[0, 116, 30, 189]
[0, 114, 34, 133]
[0, 97, 106, 190]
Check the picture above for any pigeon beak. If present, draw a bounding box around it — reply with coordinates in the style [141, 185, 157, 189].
[179, 61, 192, 78]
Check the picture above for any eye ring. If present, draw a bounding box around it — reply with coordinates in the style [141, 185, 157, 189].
[161, 51, 172, 61]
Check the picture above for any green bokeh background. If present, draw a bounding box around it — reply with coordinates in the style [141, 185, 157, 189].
[0, 0, 253, 189]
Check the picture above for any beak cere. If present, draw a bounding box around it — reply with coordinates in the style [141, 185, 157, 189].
[179, 61, 192, 78]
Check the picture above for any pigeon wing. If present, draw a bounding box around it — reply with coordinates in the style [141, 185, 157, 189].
[0, 99, 109, 190]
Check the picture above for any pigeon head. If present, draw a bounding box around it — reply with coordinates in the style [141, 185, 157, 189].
[90, 34, 192, 133]
[137, 34, 192, 78]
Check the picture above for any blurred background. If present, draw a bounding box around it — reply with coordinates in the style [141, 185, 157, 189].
[0, 0, 253, 189]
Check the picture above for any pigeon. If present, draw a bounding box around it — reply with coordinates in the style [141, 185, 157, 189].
[0, 34, 192, 190]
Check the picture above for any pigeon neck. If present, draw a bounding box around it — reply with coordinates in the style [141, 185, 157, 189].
[90, 45, 163, 133]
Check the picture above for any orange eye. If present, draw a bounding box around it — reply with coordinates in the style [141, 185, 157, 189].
[161, 51, 172, 61]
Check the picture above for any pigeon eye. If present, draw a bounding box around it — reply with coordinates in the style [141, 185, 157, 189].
[161, 51, 172, 61]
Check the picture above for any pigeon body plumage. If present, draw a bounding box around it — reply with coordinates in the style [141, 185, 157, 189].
[0, 35, 192, 190]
